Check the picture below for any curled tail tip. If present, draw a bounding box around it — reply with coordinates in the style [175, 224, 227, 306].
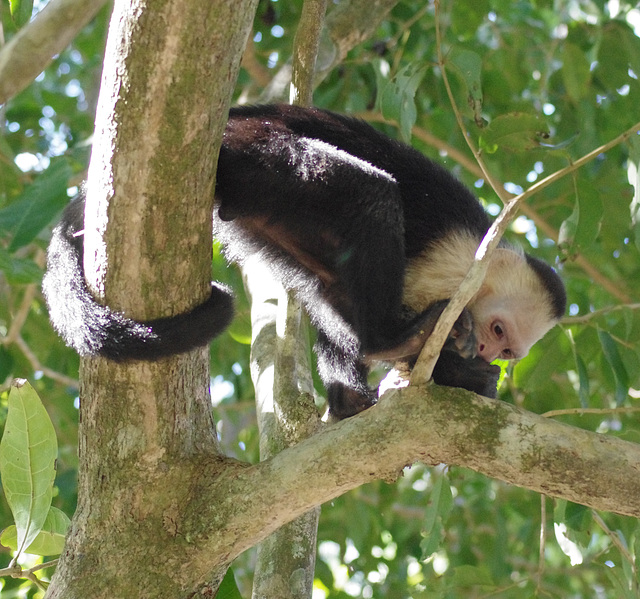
[101, 284, 235, 361]
[45, 194, 234, 362]
[45, 279, 235, 362]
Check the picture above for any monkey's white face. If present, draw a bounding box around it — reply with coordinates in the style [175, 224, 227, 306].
[469, 293, 557, 363]
[402, 234, 562, 365]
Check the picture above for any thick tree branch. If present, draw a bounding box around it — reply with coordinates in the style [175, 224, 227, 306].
[243, 258, 321, 599]
[180, 383, 640, 574]
[0, 0, 108, 105]
[46, 0, 260, 597]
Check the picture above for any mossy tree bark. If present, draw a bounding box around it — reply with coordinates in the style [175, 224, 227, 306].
[46, 0, 258, 596]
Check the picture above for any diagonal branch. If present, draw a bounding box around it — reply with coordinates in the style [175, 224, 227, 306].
[250, 4, 328, 595]
[361, 111, 635, 304]
[181, 382, 640, 576]
[410, 117, 640, 385]
[0, 0, 108, 105]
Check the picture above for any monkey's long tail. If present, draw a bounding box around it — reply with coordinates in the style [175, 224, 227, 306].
[42, 197, 234, 362]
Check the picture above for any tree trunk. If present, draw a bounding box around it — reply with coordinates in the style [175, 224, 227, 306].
[243, 258, 321, 599]
[46, 0, 258, 596]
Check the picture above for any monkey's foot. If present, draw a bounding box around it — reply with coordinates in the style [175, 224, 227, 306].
[327, 385, 377, 420]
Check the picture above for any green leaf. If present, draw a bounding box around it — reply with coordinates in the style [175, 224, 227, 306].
[597, 330, 630, 406]
[558, 197, 579, 256]
[0, 247, 43, 284]
[0, 346, 15, 383]
[633, 522, 640, 576]
[1, 506, 70, 556]
[217, 567, 243, 599]
[9, 0, 33, 27]
[604, 565, 637, 599]
[479, 113, 549, 153]
[576, 194, 604, 250]
[448, 47, 483, 124]
[574, 353, 590, 408]
[0, 159, 71, 252]
[559, 186, 603, 259]
[376, 61, 427, 142]
[561, 42, 590, 103]
[570, 187, 603, 252]
[227, 313, 252, 345]
[562, 501, 592, 547]
[596, 22, 640, 90]
[451, 564, 494, 588]
[420, 471, 453, 559]
[0, 379, 58, 557]
[451, 0, 489, 38]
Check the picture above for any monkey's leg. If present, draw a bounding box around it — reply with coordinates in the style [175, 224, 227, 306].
[315, 332, 376, 420]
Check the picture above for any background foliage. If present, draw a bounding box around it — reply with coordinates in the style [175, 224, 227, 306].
[1, 0, 640, 597]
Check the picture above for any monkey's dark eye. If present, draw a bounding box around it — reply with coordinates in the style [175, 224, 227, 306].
[493, 323, 504, 338]
[502, 348, 513, 359]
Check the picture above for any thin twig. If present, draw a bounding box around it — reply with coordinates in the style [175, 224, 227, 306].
[290, 0, 328, 106]
[542, 406, 640, 418]
[536, 495, 547, 595]
[387, 4, 430, 49]
[563, 303, 640, 325]
[14, 336, 79, 389]
[592, 511, 637, 584]
[0, 559, 58, 591]
[1, 250, 78, 389]
[4, 283, 38, 344]
[4, 248, 45, 344]
[411, 1, 499, 384]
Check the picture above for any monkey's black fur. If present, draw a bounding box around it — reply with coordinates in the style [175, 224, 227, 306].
[43, 105, 565, 418]
[44, 195, 234, 361]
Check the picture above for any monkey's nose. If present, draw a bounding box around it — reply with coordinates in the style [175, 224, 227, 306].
[477, 342, 500, 363]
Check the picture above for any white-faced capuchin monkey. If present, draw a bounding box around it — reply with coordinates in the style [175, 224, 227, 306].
[43, 104, 566, 419]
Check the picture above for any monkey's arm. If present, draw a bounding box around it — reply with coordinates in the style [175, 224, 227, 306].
[42, 195, 234, 361]
[368, 300, 501, 398]
[363, 300, 475, 363]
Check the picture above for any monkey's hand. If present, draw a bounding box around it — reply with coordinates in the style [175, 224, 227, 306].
[374, 302, 500, 397]
[433, 306, 501, 397]
[441, 305, 476, 360]
[432, 351, 501, 398]
[364, 301, 476, 364]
